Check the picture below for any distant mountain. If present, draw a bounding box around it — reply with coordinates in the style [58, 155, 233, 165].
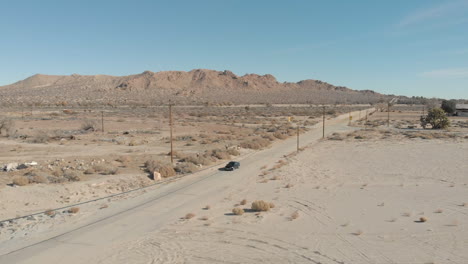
[0, 69, 387, 106]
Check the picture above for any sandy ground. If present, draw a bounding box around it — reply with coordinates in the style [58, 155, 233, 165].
[89, 138, 468, 264]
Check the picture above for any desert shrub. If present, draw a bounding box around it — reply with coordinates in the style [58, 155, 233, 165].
[227, 148, 240, 156]
[64, 171, 81, 181]
[180, 155, 213, 166]
[421, 108, 450, 129]
[184, 213, 196, 219]
[12, 176, 29, 186]
[262, 133, 276, 141]
[251, 200, 271, 212]
[81, 119, 98, 131]
[240, 199, 247, 205]
[83, 168, 95, 174]
[441, 100, 457, 114]
[232, 207, 245, 215]
[93, 165, 118, 175]
[291, 211, 299, 220]
[273, 132, 288, 139]
[116, 156, 132, 166]
[31, 174, 49, 184]
[269, 202, 276, 208]
[0, 118, 15, 137]
[240, 138, 270, 150]
[68, 207, 80, 214]
[45, 210, 56, 217]
[144, 160, 176, 177]
[210, 149, 230, 160]
[29, 131, 50, 143]
[175, 162, 198, 174]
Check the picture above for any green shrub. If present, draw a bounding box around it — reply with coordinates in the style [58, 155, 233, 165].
[420, 108, 450, 129]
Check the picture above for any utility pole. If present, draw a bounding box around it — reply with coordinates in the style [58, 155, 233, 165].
[422, 105, 425, 116]
[101, 111, 104, 133]
[296, 124, 299, 152]
[322, 106, 326, 139]
[169, 100, 174, 165]
[387, 102, 390, 127]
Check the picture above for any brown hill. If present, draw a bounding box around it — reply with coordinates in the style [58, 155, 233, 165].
[0, 69, 384, 106]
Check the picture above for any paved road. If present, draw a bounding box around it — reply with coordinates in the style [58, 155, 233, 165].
[0, 110, 364, 264]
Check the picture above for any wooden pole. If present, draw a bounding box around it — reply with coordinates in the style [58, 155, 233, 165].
[169, 101, 174, 165]
[101, 111, 104, 133]
[322, 106, 325, 138]
[387, 103, 390, 127]
[296, 124, 299, 152]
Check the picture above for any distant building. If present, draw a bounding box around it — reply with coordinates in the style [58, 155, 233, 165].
[455, 104, 468, 117]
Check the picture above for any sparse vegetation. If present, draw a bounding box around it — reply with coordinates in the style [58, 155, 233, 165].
[420, 108, 450, 129]
[184, 213, 196, 219]
[251, 200, 271, 212]
[291, 211, 299, 220]
[12, 176, 29, 186]
[144, 160, 176, 177]
[232, 207, 245, 215]
[68, 207, 80, 214]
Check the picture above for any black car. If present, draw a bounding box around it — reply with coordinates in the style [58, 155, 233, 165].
[223, 161, 240, 171]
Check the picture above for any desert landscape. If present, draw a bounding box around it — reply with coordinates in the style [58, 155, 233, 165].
[1, 96, 467, 263]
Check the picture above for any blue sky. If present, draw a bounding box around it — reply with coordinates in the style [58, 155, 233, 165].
[1, 0, 467, 99]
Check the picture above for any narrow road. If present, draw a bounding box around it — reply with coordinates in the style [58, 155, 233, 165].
[0, 111, 363, 264]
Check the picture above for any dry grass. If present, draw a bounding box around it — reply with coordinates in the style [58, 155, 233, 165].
[203, 205, 211, 210]
[434, 209, 443, 214]
[199, 216, 209, 221]
[232, 207, 245, 215]
[402, 212, 412, 217]
[68, 207, 80, 214]
[240, 199, 247, 205]
[144, 160, 176, 177]
[12, 176, 29, 186]
[45, 209, 56, 217]
[184, 213, 196, 219]
[353, 230, 364, 236]
[99, 204, 109, 209]
[251, 200, 271, 212]
[64, 171, 82, 181]
[93, 165, 118, 175]
[290, 211, 299, 220]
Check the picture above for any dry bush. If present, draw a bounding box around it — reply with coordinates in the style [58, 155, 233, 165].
[434, 209, 443, 213]
[419, 217, 428, 222]
[291, 211, 299, 220]
[240, 138, 270, 150]
[269, 202, 275, 209]
[181, 155, 213, 166]
[204, 205, 211, 210]
[116, 156, 132, 166]
[209, 149, 231, 160]
[251, 200, 271, 212]
[199, 216, 209, 221]
[45, 210, 56, 217]
[240, 199, 247, 205]
[83, 168, 95, 174]
[285, 183, 293, 188]
[184, 213, 196, 219]
[0, 118, 15, 137]
[68, 207, 80, 214]
[29, 131, 50, 143]
[12, 176, 29, 186]
[232, 207, 245, 215]
[273, 132, 288, 140]
[31, 174, 49, 184]
[175, 162, 198, 174]
[100, 204, 109, 209]
[353, 230, 364, 236]
[81, 119, 98, 131]
[64, 171, 82, 181]
[144, 160, 176, 178]
[227, 148, 240, 156]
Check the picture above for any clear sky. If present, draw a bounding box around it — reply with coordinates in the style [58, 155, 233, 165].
[1, 0, 467, 99]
